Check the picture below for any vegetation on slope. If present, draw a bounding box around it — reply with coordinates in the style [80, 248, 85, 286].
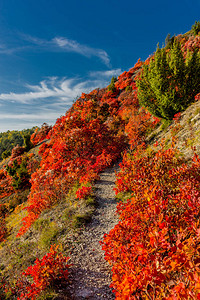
[136, 35, 200, 119]
[0, 22, 200, 299]
[0, 128, 36, 161]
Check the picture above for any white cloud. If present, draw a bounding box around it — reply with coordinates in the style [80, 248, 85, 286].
[0, 69, 121, 131]
[52, 37, 111, 66]
[0, 34, 111, 66]
[0, 112, 58, 120]
[0, 71, 118, 105]
[89, 68, 122, 78]
[20, 34, 111, 67]
[0, 78, 92, 104]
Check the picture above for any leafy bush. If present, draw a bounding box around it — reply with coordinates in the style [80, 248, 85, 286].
[76, 186, 92, 200]
[30, 123, 52, 146]
[7, 245, 70, 300]
[101, 142, 200, 299]
[17, 114, 126, 236]
[136, 40, 200, 119]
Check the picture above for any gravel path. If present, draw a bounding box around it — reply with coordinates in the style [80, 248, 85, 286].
[58, 161, 120, 299]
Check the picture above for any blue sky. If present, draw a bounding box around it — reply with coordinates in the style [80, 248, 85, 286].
[0, 0, 199, 132]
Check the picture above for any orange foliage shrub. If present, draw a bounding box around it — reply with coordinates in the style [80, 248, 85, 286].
[5, 245, 70, 300]
[125, 107, 160, 149]
[18, 111, 126, 236]
[30, 123, 52, 146]
[183, 35, 200, 54]
[195, 92, 200, 101]
[101, 142, 200, 299]
[76, 186, 92, 200]
[115, 59, 142, 90]
[10, 145, 25, 161]
[0, 169, 14, 200]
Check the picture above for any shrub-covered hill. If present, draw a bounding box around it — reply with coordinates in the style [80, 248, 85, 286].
[0, 127, 36, 162]
[0, 23, 200, 299]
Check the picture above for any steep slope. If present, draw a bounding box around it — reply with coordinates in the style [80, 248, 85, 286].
[147, 96, 200, 159]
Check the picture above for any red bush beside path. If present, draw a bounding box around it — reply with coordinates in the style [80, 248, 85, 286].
[101, 142, 200, 299]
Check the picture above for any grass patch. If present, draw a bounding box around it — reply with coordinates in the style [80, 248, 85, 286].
[194, 107, 200, 116]
[38, 221, 59, 250]
[37, 287, 59, 300]
[115, 191, 133, 203]
[160, 119, 172, 131]
[85, 196, 96, 207]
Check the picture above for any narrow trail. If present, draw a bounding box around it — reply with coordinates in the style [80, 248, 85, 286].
[59, 161, 120, 299]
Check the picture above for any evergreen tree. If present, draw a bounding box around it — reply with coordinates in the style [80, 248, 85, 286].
[136, 40, 200, 119]
[23, 133, 33, 151]
[107, 76, 117, 92]
[6, 157, 30, 190]
[192, 21, 200, 36]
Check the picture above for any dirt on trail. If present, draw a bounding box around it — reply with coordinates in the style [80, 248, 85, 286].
[57, 161, 121, 299]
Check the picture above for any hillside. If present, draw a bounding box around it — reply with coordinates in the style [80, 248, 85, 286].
[0, 23, 200, 299]
[0, 128, 36, 162]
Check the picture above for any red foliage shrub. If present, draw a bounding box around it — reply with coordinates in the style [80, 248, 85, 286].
[30, 123, 52, 146]
[76, 186, 92, 200]
[115, 59, 142, 90]
[195, 92, 200, 101]
[18, 112, 126, 236]
[0, 169, 14, 200]
[6, 245, 70, 300]
[10, 145, 25, 161]
[183, 35, 200, 54]
[101, 142, 200, 299]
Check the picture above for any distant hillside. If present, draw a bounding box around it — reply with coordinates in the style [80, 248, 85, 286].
[0, 127, 37, 161]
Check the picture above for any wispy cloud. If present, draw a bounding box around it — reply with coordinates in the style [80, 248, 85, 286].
[53, 37, 110, 66]
[0, 112, 59, 120]
[0, 76, 108, 104]
[21, 34, 111, 66]
[89, 68, 122, 78]
[0, 33, 111, 66]
[0, 69, 120, 131]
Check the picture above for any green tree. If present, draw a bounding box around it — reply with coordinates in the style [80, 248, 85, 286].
[136, 40, 200, 119]
[6, 157, 30, 190]
[23, 133, 33, 151]
[107, 76, 117, 92]
[1, 149, 11, 159]
[192, 21, 200, 36]
[165, 33, 175, 49]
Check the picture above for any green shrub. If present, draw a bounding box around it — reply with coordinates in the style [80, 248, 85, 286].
[136, 40, 200, 119]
